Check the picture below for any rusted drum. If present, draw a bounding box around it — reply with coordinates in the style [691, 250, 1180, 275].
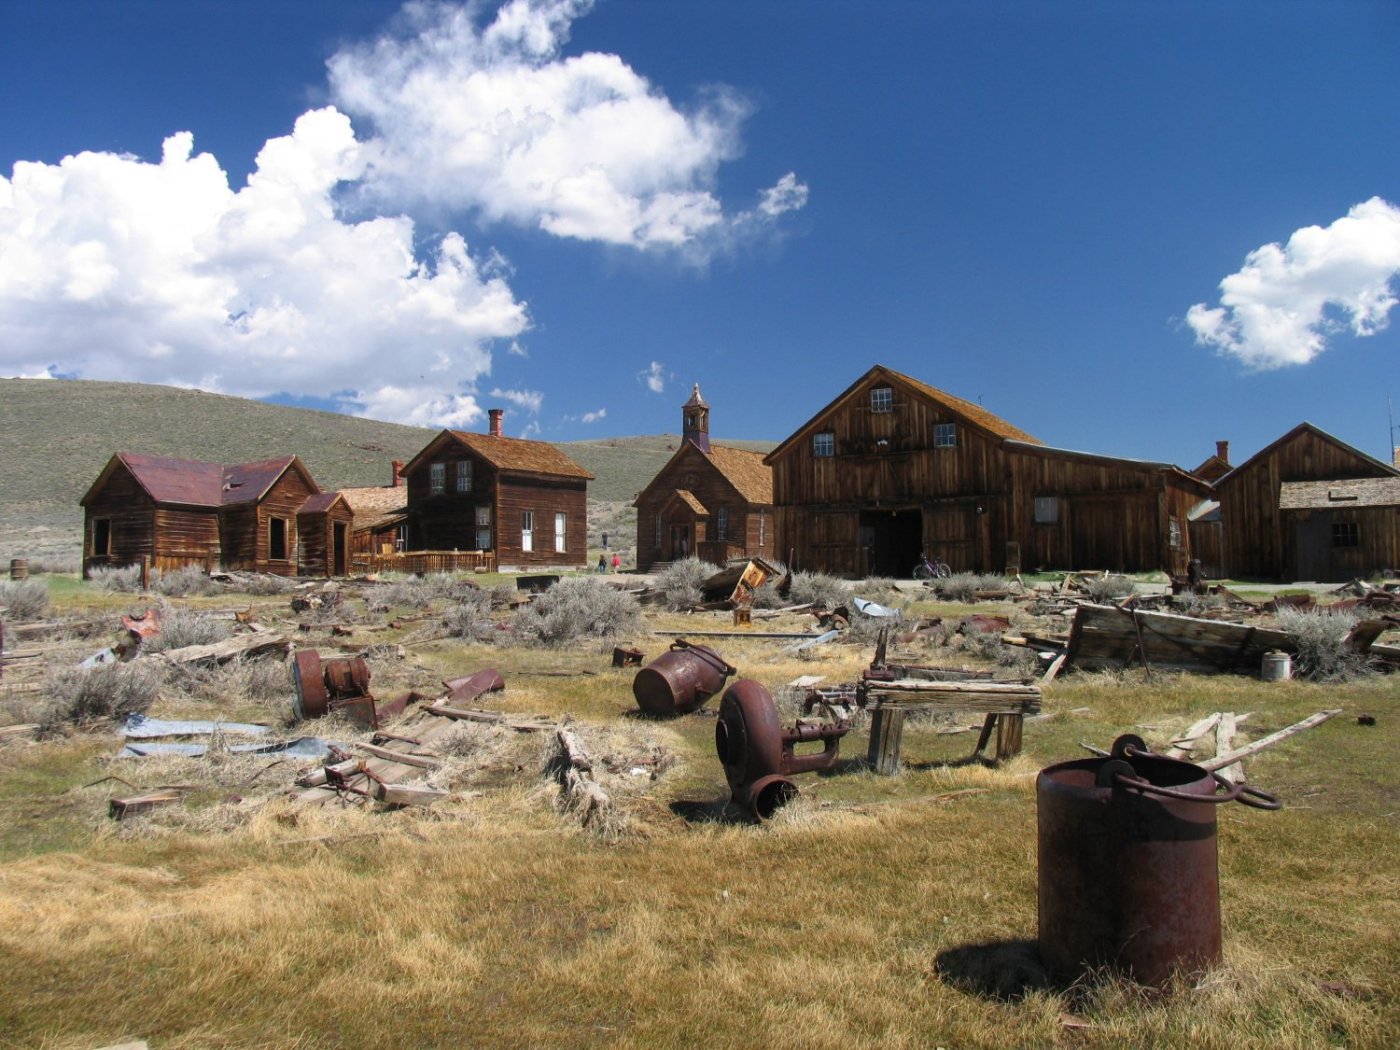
[9, 558, 27, 580]
[1037, 735, 1280, 987]
[323, 656, 370, 698]
[632, 640, 736, 716]
[292, 650, 328, 720]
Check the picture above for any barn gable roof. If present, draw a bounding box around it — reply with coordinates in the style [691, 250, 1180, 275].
[764, 363, 1041, 463]
[1217, 422, 1400, 488]
[298, 491, 349, 515]
[403, 429, 593, 481]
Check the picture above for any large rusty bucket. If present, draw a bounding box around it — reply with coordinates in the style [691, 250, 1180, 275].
[1037, 734, 1280, 987]
[632, 639, 736, 716]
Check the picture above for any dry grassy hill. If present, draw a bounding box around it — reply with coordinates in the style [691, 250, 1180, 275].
[0, 378, 774, 563]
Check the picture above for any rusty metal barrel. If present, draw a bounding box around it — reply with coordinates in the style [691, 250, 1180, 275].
[9, 558, 27, 580]
[632, 639, 736, 716]
[1037, 734, 1280, 987]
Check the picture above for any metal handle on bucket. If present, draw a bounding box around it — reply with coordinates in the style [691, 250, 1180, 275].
[670, 638, 738, 677]
[1098, 735, 1283, 811]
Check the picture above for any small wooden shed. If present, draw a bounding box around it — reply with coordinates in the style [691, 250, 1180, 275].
[297, 492, 354, 577]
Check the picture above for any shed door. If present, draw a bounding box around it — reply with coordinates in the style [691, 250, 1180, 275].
[1293, 512, 1331, 582]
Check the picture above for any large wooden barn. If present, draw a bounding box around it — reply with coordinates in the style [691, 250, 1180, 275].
[764, 364, 1210, 577]
[80, 452, 325, 578]
[400, 410, 593, 571]
[633, 384, 775, 571]
[1214, 422, 1400, 581]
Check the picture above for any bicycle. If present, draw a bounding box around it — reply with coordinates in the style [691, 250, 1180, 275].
[912, 552, 952, 580]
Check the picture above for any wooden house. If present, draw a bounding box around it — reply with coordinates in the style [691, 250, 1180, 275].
[764, 364, 1210, 577]
[633, 384, 775, 571]
[296, 492, 354, 577]
[1216, 423, 1400, 580]
[400, 410, 593, 570]
[341, 460, 410, 568]
[81, 452, 322, 578]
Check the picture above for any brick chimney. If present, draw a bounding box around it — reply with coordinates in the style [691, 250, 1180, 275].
[1216, 440, 1230, 464]
[391, 460, 403, 487]
[488, 408, 504, 437]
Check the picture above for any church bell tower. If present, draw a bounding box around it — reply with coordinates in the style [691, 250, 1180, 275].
[682, 383, 710, 453]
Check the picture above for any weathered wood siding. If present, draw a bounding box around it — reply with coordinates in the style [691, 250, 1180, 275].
[1217, 429, 1392, 579]
[82, 464, 222, 576]
[771, 373, 1201, 576]
[298, 503, 354, 577]
[634, 444, 774, 570]
[220, 470, 318, 575]
[1282, 507, 1400, 582]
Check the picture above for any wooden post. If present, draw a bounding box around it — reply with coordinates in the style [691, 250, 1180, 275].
[139, 555, 151, 591]
[867, 707, 906, 775]
[995, 714, 1024, 760]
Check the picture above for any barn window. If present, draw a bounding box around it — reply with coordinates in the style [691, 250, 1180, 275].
[1034, 496, 1060, 524]
[521, 510, 534, 552]
[870, 387, 893, 413]
[813, 432, 835, 457]
[717, 506, 728, 541]
[269, 517, 288, 560]
[933, 422, 957, 448]
[430, 462, 446, 496]
[555, 512, 567, 553]
[456, 460, 472, 493]
[1332, 522, 1360, 549]
[1169, 517, 1182, 549]
[91, 518, 111, 556]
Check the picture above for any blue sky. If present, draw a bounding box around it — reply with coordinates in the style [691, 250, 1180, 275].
[2, 0, 1398, 471]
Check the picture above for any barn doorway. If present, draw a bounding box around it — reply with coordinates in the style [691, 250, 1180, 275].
[859, 510, 923, 577]
[333, 522, 348, 576]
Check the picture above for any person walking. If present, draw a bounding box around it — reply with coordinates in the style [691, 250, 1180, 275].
[597, 554, 607, 574]
[611, 552, 621, 573]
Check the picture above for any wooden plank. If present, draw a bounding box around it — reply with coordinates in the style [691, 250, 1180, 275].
[1201, 709, 1342, 771]
[371, 781, 448, 807]
[109, 790, 183, 820]
[866, 708, 905, 775]
[1164, 713, 1222, 758]
[357, 743, 440, 769]
[1215, 712, 1240, 783]
[154, 631, 290, 666]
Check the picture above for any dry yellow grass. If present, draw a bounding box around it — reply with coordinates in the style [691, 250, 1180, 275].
[0, 589, 1396, 1048]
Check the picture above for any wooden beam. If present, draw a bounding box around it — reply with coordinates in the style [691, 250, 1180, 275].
[1201, 709, 1342, 771]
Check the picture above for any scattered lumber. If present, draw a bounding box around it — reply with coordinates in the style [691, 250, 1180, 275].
[1215, 712, 1240, 783]
[551, 728, 610, 827]
[152, 631, 290, 667]
[1201, 709, 1342, 772]
[1164, 713, 1221, 758]
[1065, 604, 1295, 675]
[0, 723, 40, 742]
[371, 781, 447, 807]
[109, 790, 185, 820]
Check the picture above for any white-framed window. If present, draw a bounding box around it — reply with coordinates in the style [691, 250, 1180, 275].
[429, 462, 445, 496]
[870, 387, 893, 413]
[456, 460, 472, 493]
[716, 507, 728, 541]
[1169, 518, 1182, 549]
[521, 510, 534, 552]
[1034, 496, 1059, 524]
[813, 432, 835, 457]
[555, 512, 567, 553]
[475, 505, 492, 550]
[933, 422, 957, 448]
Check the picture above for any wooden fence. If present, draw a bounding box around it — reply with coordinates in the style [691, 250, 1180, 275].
[355, 550, 497, 575]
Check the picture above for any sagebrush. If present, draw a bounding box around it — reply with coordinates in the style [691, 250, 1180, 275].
[0, 578, 50, 620]
[512, 577, 640, 645]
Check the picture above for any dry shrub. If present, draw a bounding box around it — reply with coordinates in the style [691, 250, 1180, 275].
[42, 660, 162, 725]
[152, 564, 218, 597]
[22, 554, 81, 575]
[511, 576, 640, 646]
[653, 556, 722, 610]
[0, 578, 50, 620]
[1084, 574, 1136, 602]
[87, 564, 143, 593]
[217, 654, 293, 704]
[225, 573, 299, 596]
[142, 604, 236, 653]
[367, 573, 473, 611]
[1173, 591, 1225, 616]
[442, 587, 495, 640]
[1275, 606, 1372, 681]
[926, 572, 1009, 602]
[787, 570, 850, 609]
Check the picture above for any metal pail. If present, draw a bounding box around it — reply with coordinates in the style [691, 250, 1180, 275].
[1037, 735, 1279, 986]
[632, 640, 736, 716]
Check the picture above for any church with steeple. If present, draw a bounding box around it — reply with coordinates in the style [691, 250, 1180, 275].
[632, 383, 775, 571]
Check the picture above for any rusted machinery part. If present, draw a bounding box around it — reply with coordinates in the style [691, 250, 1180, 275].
[444, 668, 505, 705]
[292, 650, 328, 720]
[633, 641, 736, 717]
[323, 655, 370, 698]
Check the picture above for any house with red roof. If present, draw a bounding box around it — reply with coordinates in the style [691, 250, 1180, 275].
[80, 452, 326, 577]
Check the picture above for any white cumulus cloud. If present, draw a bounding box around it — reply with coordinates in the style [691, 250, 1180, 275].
[580, 407, 605, 423]
[489, 386, 544, 413]
[1187, 197, 1400, 368]
[0, 109, 526, 425]
[327, 0, 804, 252]
[639, 361, 666, 393]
